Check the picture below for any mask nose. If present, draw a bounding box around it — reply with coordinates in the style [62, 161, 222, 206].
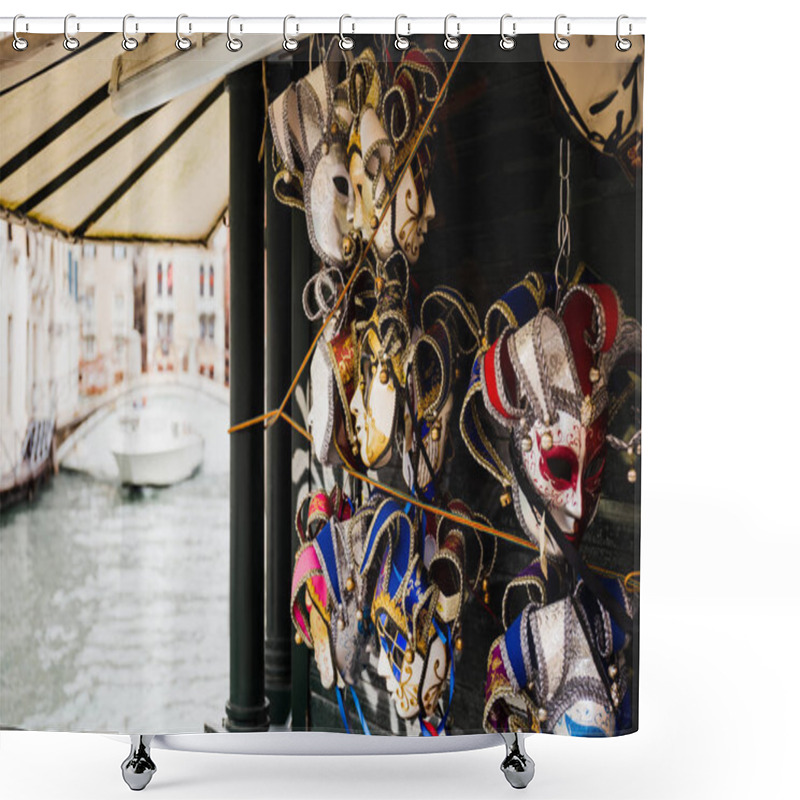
[377, 644, 398, 691]
[423, 190, 436, 227]
[349, 383, 365, 418]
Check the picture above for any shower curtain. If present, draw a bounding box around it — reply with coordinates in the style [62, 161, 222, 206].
[0, 29, 642, 739]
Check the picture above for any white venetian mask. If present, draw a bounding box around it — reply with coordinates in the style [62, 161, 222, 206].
[350, 325, 407, 469]
[514, 410, 605, 547]
[307, 142, 356, 268]
[375, 615, 448, 720]
[348, 107, 436, 266]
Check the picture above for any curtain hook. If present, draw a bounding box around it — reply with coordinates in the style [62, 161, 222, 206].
[444, 14, 460, 51]
[339, 15, 355, 50]
[227, 15, 243, 52]
[500, 14, 516, 50]
[176, 14, 191, 51]
[283, 15, 298, 51]
[63, 13, 79, 51]
[554, 14, 570, 51]
[122, 15, 139, 51]
[12, 14, 28, 51]
[616, 15, 632, 51]
[395, 15, 410, 51]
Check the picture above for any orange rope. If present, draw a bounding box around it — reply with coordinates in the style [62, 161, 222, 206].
[229, 408, 279, 434]
[228, 36, 473, 436]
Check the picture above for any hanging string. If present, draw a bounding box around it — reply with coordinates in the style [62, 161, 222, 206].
[553, 136, 571, 302]
[228, 35, 472, 435]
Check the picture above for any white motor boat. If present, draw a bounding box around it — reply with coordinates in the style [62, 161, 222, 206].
[112, 411, 204, 487]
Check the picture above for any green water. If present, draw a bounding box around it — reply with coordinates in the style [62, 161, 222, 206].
[0, 468, 229, 733]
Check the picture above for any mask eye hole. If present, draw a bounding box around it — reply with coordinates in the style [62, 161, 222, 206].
[333, 175, 349, 198]
[545, 455, 573, 484]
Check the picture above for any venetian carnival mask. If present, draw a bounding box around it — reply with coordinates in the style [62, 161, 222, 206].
[308, 324, 361, 468]
[484, 564, 635, 736]
[375, 610, 448, 720]
[346, 47, 443, 266]
[502, 305, 608, 545]
[268, 46, 358, 268]
[291, 489, 376, 689]
[349, 270, 412, 469]
[364, 502, 449, 720]
[463, 277, 640, 555]
[404, 288, 480, 496]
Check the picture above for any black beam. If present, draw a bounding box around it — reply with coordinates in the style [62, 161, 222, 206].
[263, 60, 294, 726]
[290, 203, 313, 730]
[225, 63, 269, 733]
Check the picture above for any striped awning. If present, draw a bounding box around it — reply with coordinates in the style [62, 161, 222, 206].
[0, 33, 229, 245]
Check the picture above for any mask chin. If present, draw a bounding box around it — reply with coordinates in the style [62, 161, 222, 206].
[419, 636, 448, 718]
[360, 372, 399, 468]
[308, 597, 336, 690]
[517, 413, 602, 546]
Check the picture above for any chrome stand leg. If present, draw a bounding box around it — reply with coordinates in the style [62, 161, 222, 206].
[499, 733, 535, 789]
[121, 735, 156, 791]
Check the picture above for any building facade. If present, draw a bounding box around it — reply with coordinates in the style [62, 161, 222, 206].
[144, 226, 227, 384]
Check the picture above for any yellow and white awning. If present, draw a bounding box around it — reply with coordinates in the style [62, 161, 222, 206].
[0, 33, 231, 245]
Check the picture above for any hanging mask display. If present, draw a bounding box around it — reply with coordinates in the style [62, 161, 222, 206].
[1, 18, 650, 768]
[541, 34, 643, 182]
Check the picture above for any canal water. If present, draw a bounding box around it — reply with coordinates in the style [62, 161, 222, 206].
[0, 391, 230, 733]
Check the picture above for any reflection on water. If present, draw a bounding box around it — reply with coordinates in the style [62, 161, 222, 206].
[0, 393, 229, 733]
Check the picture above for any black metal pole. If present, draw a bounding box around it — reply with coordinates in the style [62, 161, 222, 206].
[225, 63, 269, 733]
[290, 204, 312, 730]
[263, 60, 293, 726]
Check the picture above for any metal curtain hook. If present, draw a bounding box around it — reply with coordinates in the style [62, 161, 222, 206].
[12, 14, 28, 51]
[616, 14, 632, 51]
[500, 14, 516, 50]
[283, 15, 298, 51]
[63, 13, 79, 51]
[176, 14, 191, 51]
[395, 15, 410, 50]
[339, 15, 355, 50]
[554, 14, 570, 51]
[444, 14, 460, 51]
[122, 15, 138, 51]
[227, 15, 243, 51]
